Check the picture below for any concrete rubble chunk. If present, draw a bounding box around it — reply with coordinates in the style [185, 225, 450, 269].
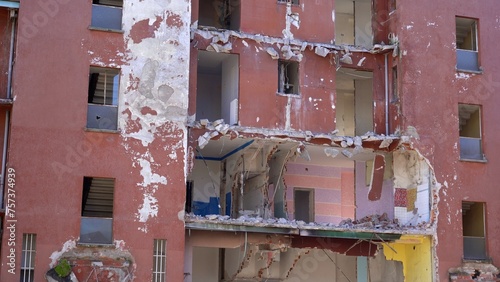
[346, 137, 354, 146]
[300, 41, 308, 51]
[266, 47, 280, 59]
[200, 119, 209, 126]
[324, 147, 340, 158]
[353, 136, 363, 146]
[357, 57, 366, 66]
[314, 46, 330, 57]
[379, 138, 393, 148]
[352, 145, 364, 155]
[207, 42, 232, 53]
[212, 119, 224, 127]
[197, 132, 212, 149]
[342, 149, 353, 158]
[340, 53, 353, 64]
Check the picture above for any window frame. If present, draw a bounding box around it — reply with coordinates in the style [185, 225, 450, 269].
[277, 59, 300, 96]
[462, 201, 487, 260]
[153, 239, 167, 282]
[90, 0, 123, 31]
[79, 177, 115, 245]
[20, 233, 37, 282]
[277, 0, 299, 5]
[455, 16, 481, 73]
[458, 104, 485, 162]
[86, 67, 120, 131]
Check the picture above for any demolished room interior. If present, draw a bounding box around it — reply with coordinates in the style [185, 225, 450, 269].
[184, 135, 435, 281]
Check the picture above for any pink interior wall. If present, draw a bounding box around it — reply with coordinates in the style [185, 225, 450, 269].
[355, 161, 394, 219]
[284, 163, 354, 224]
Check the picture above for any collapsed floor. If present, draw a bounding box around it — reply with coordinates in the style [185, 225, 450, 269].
[184, 124, 437, 281]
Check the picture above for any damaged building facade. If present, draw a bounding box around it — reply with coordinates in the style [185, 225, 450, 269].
[0, 0, 498, 281]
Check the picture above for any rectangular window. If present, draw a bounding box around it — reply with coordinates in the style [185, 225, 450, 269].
[462, 202, 487, 260]
[278, 0, 299, 4]
[456, 17, 479, 72]
[458, 104, 484, 161]
[87, 67, 120, 130]
[21, 234, 36, 282]
[80, 177, 114, 245]
[153, 239, 167, 282]
[198, 0, 240, 31]
[294, 188, 314, 222]
[91, 0, 123, 30]
[278, 60, 300, 95]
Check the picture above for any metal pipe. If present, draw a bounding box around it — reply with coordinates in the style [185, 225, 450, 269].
[7, 9, 16, 99]
[384, 53, 389, 135]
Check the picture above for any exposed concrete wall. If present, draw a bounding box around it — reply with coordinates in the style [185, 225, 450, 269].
[192, 247, 219, 282]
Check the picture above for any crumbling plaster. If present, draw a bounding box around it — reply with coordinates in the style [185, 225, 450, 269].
[115, 0, 191, 230]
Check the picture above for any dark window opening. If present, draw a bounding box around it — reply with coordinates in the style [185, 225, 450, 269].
[87, 67, 120, 130]
[186, 181, 193, 213]
[459, 104, 484, 161]
[278, 60, 299, 95]
[278, 0, 299, 4]
[198, 0, 241, 31]
[456, 17, 479, 72]
[462, 201, 487, 260]
[80, 177, 114, 245]
[294, 189, 314, 222]
[91, 0, 123, 30]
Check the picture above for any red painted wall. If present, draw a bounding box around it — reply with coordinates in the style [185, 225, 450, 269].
[0, 2, 186, 281]
[394, 0, 500, 280]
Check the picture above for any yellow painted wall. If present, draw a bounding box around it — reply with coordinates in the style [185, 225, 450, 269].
[383, 235, 433, 282]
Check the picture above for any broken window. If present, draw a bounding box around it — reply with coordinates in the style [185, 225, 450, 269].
[456, 17, 479, 72]
[91, 0, 123, 30]
[462, 202, 487, 260]
[294, 188, 314, 222]
[458, 104, 484, 161]
[80, 177, 114, 245]
[335, 0, 373, 48]
[196, 51, 239, 124]
[87, 67, 119, 131]
[335, 69, 374, 136]
[20, 233, 36, 282]
[278, 0, 299, 5]
[153, 239, 167, 282]
[198, 0, 241, 31]
[278, 60, 299, 95]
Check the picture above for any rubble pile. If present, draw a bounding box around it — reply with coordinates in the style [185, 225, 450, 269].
[185, 212, 431, 232]
[338, 213, 400, 229]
